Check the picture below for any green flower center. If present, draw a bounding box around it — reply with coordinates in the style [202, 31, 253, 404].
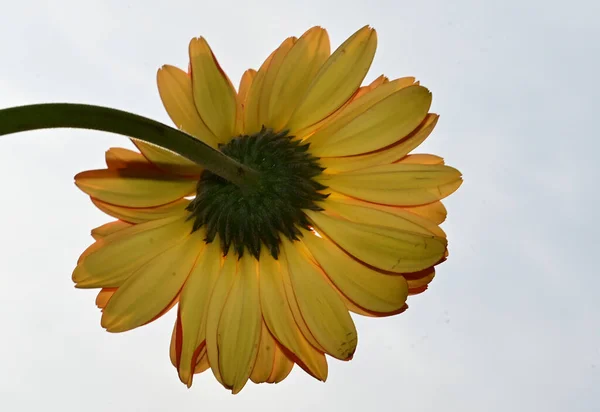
[186, 128, 327, 259]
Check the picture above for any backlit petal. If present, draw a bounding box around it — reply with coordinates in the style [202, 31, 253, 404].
[267, 344, 294, 383]
[258, 250, 328, 380]
[105, 147, 149, 169]
[307, 85, 431, 156]
[306, 210, 446, 273]
[75, 168, 196, 208]
[100, 228, 204, 332]
[281, 239, 357, 360]
[318, 163, 462, 206]
[399, 153, 444, 165]
[244, 37, 295, 135]
[287, 26, 377, 133]
[236, 69, 257, 134]
[319, 114, 439, 173]
[90, 221, 131, 240]
[301, 229, 408, 314]
[73, 216, 189, 288]
[206, 254, 237, 385]
[95, 288, 116, 310]
[322, 194, 446, 238]
[250, 323, 277, 384]
[216, 254, 261, 393]
[189, 37, 237, 142]
[176, 240, 222, 386]
[91, 198, 189, 224]
[267, 27, 330, 131]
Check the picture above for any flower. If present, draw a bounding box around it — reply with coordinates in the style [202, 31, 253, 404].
[73, 25, 462, 393]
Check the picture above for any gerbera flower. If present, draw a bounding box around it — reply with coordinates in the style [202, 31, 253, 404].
[73, 25, 462, 393]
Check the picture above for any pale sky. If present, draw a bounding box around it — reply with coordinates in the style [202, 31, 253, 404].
[0, 0, 598, 411]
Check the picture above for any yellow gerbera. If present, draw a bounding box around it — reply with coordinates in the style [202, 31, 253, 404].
[73, 25, 462, 393]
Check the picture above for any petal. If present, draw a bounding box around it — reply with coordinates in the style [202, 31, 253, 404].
[95, 288, 116, 310]
[306, 210, 447, 273]
[90, 220, 132, 240]
[177, 240, 222, 387]
[322, 194, 447, 238]
[319, 114, 439, 173]
[91, 198, 189, 224]
[258, 250, 328, 380]
[399, 153, 444, 165]
[266, 27, 330, 131]
[75, 168, 196, 208]
[73, 216, 190, 288]
[244, 37, 295, 135]
[257, 37, 297, 128]
[301, 229, 408, 314]
[404, 201, 447, 225]
[157, 65, 219, 146]
[286, 26, 377, 133]
[133, 141, 203, 177]
[406, 268, 436, 295]
[216, 254, 261, 394]
[318, 163, 463, 206]
[307, 85, 432, 157]
[105, 147, 149, 169]
[141, 64, 219, 176]
[281, 239, 357, 360]
[236, 69, 257, 134]
[189, 37, 238, 142]
[206, 253, 237, 386]
[266, 344, 294, 383]
[100, 228, 204, 332]
[250, 323, 277, 384]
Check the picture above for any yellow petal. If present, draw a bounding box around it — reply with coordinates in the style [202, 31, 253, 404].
[306, 210, 446, 273]
[91, 198, 189, 224]
[307, 85, 432, 156]
[177, 240, 222, 387]
[267, 344, 294, 383]
[319, 114, 439, 173]
[101, 229, 204, 332]
[216, 254, 261, 394]
[189, 37, 237, 142]
[75, 168, 196, 208]
[244, 37, 295, 135]
[404, 201, 447, 225]
[132, 141, 203, 177]
[157, 65, 219, 146]
[206, 253, 236, 386]
[194, 348, 210, 374]
[286, 26, 377, 133]
[90, 220, 131, 240]
[258, 250, 328, 380]
[73, 216, 190, 288]
[301, 229, 408, 314]
[318, 163, 462, 206]
[141, 64, 219, 176]
[281, 239, 357, 360]
[406, 268, 436, 295]
[322, 194, 447, 238]
[95, 288, 116, 310]
[399, 153, 444, 165]
[250, 323, 277, 384]
[257, 37, 297, 128]
[236, 69, 257, 134]
[266, 27, 330, 131]
[105, 147, 149, 169]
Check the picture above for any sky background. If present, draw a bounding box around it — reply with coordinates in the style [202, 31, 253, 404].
[0, 0, 598, 411]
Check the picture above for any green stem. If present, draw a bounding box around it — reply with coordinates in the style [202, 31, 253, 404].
[0, 103, 260, 188]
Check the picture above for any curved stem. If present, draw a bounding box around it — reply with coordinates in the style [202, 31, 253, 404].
[0, 103, 260, 188]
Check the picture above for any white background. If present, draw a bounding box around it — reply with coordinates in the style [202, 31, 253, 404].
[0, 0, 598, 410]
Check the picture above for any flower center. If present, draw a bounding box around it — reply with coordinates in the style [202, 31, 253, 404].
[186, 128, 327, 259]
